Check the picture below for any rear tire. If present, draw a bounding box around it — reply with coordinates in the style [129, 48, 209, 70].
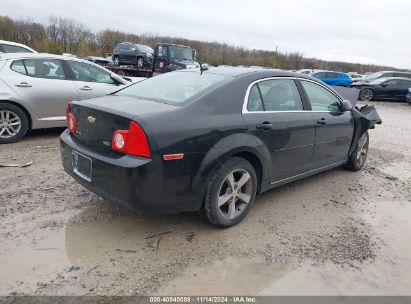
[203, 157, 257, 227]
[344, 132, 369, 171]
[0, 103, 29, 144]
[137, 57, 144, 68]
[359, 89, 373, 101]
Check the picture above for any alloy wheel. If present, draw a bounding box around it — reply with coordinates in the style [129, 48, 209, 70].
[360, 89, 373, 101]
[137, 58, 144, 68]
[0, 110, 21, 139]
[356, 133, 368, 166]
[217, 169, 253, 220]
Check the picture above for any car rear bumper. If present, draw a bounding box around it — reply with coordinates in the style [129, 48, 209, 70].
[60, 129, 201, 214]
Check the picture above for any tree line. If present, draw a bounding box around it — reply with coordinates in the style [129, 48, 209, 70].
[0, 15, 403, 73]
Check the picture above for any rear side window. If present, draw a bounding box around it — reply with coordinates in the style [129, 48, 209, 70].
[247, 85, 264, 111]
[118, 72, 228, 103]
[256, 79, 303, 111]
[14, 59, 67, 80]
[301, 81, 341, 112]
[10, 60, 27, 75]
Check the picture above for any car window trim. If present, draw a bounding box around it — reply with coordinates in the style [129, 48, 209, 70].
[242, 76, 343, 114]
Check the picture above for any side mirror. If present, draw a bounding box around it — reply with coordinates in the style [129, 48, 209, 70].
[341, 99, 352, 111]
[110, 73, 127, 85]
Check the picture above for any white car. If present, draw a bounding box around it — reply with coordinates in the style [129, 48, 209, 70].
[0, 53, 134, 143]
[0, 40, 37, 53]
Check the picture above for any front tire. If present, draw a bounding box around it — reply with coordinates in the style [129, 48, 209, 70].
[359, 88, 374, 101]
[203, 157, 257, 227]
[0, 103, 29, 144]
[113, 56, 120, 65]
[344, 132, 369, 171]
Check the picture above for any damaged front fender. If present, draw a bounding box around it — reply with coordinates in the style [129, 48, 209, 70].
[348, 105, 382, 156]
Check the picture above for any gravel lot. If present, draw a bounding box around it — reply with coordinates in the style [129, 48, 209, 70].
[0, 101, 410, 296]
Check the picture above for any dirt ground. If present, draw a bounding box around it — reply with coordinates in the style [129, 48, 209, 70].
[0, 101, 410, 296]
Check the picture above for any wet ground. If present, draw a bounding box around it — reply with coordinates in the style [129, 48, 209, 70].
[0, 101, 410, 296]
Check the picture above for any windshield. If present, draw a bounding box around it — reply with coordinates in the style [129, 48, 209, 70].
[117, 71, 228, 103]
[136, 44, 154, 53]
[169, 46, 194, 61]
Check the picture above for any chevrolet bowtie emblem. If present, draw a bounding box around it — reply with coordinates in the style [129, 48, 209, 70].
[87, 116, 96, 123]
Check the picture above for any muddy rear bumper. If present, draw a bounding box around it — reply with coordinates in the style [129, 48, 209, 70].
[59, 129, 199, 214]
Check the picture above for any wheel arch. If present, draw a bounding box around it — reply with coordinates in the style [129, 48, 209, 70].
[0, 100, 32, 129]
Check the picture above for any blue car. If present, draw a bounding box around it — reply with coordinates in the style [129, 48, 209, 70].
[311, 71, 353, 87]
[407, 88, 411, 104]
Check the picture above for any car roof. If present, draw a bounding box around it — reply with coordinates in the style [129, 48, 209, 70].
[0, 53, 67, 60]
[376, 77, 411, 81]
[179, 67, 319, 80]
[0, 40, 37, 53]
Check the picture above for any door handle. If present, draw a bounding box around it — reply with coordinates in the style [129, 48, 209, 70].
[317, 118, 327, 125]
[15, 82, 32, 88]
[80, 86, 92, 91]
[256, 122, 274, 130]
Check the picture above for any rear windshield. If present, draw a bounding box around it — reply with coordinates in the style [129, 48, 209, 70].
[117, 72, 228, 103]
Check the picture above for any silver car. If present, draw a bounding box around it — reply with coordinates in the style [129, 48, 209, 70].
[0, 53, 130, 143]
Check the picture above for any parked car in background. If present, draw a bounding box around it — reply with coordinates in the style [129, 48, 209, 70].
[153, 43, 199, 73]
[311, 71, 353, 87]
[83, 56, 111, 65]
[348, 72, 364, 79]
[0, 40, 37, 53]
[352, 77, 411, 101]
[297, 69, 315, 75]
[0, 53, 129, 143]
[60, 68, 381, 227]
[407, 88, 411, 104]
[352, 71, 411, 84]
[112, 42, 154, 68]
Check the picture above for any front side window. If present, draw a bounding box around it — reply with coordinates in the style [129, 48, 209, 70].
[384, 79, 398, 86]
[314, 72, 327, 78]
[67, 61, 114, 84]
[118, 71, 228, 103]
[22, 59, 67, 80]
[301, 81, 341, 112]
[253, 79, 303, 111]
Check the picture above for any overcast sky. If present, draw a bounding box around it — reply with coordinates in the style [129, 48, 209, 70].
[2, 0, 410, 69]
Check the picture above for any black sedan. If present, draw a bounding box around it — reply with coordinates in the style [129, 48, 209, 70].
[353, 77, 411, 101]
[60, 68, 381, 227]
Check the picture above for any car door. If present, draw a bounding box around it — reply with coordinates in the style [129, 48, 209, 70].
[65, 59, 124, 99]
[5, 58, 78, 120]
[378, 79, 399, 99]
[242, 78, 316, 182]
[396, 80, 411, 100]
[300, 80, 354, 168]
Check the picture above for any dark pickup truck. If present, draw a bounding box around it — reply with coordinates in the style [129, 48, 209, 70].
[152, 43, 199, 73]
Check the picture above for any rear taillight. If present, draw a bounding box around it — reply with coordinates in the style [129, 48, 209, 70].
[112, 121, 151, 158]
[66, 104, 76, 134]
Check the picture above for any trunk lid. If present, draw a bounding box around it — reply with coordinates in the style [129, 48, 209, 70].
[70, 95, 177, 156]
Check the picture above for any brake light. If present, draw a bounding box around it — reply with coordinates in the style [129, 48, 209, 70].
[66, 104, 77, 134]
[112, 121, 151, 158]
